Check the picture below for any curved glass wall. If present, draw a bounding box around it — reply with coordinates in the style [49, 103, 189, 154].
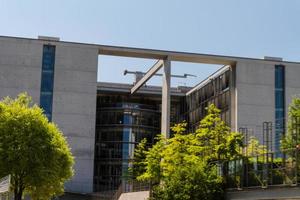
[94, 94, 161, 193]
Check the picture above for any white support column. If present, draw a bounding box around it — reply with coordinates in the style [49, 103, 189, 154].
[161, 58, 171, 138]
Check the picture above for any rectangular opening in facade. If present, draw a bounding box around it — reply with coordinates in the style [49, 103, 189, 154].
[40, 45, 56, 121]
[275, 65, 285, 154]
[95, 56, 227, 194]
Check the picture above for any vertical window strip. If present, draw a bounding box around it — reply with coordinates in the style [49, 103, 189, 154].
[40, 45, 56, 121]
[275, 65, 285, 154]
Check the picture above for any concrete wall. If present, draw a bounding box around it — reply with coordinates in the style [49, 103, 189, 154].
[0, 37, 99, 194]
[0, 37, 43, 102]
[235, 60, 275, 143]
[235, 60, 300, 149]
[53, 43, 98, 193]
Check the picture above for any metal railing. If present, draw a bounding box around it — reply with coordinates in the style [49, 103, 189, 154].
[224, 149, 300, 190]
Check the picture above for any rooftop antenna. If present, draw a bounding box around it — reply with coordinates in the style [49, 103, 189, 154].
[124, 70, 197, 84]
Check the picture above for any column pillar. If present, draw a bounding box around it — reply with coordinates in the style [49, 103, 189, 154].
[161, 58, 171, 138]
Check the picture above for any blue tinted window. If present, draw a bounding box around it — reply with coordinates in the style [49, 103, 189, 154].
[44, 45, 55, 53]
[40, 93, 53, 114]
[123, 114, 132, 124]
[122, 129, 130, 142]
[45, 113, 52, 120]
[40, 45, 55, 121]
[42, 54, 53, 64]
[275, 91, 284, 109]
[275, 65, 284, 89]
[275, 129, 284, 141]
[41, 71, 54, 92]
[42, 62, 53, 71]
[122, 129, 130, 160]
[274, 65, 285, 153]
[42, 46, 55, 71]
[275, 110, 284, 120]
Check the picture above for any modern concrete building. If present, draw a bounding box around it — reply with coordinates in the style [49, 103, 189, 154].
[1, 35, 300, 199]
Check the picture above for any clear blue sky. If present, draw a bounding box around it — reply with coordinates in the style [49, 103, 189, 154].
[1, 0, 300, 86]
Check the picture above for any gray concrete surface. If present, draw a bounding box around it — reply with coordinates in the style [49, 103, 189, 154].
[235, 60, 276, 145]
[53, 43, 99, 193]
[0, 36, 43, 102]
[235, 60, 300, 149]
[118, 191, 150, 200]
[226, 187, 300, 200]
[0, 37, 99, 194]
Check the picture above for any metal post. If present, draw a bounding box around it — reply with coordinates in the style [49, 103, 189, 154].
[239, 127, 249, 188]
[161, 59, 171, 138]
[239, 127, 249, 156]
[262, 122, 272, 187]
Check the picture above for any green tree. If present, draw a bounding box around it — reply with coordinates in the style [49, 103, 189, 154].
[138, 135, 165, 183]
[129, 138, 148, 178]
[242, 136, 267, 164]
[282, 97, 300, 151]
[0, 93, 74, 200]
[135, 104, 243, 200]
[244, 136, 266, 156]
[196, 104, 243, 162]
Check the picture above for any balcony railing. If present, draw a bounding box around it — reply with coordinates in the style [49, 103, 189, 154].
[224, 149, 300, 190]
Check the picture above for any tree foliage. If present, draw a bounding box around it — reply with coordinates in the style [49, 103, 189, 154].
[196, 104, 243, 162]
[132, 104, 243, 200]
[129, 138, 148, 178]
[244, 136, 266, 156]
[0, 93, 74, 200]
[281, 97, 300, 150]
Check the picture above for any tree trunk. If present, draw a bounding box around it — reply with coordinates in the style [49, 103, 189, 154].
[14, 187, 23, 200]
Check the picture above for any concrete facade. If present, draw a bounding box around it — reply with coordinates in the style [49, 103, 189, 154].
[0, 37, 42, 102]
[2, 35, 300, 198]
[235, 60, 276, 142]
[0, 36, 99, 194]
[235, 60, 300, 149]
[52, 43, 98, 193]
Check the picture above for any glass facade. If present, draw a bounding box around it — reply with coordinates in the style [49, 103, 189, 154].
[40, 45, 55, 120]
[184, 69, 231, 131]
[275, 65, 285, 153]
[94, 93, 183, 193]
[93, 69, 232, 195]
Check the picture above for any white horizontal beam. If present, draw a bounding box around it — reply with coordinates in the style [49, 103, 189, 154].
[131, 60, 164, 94]
[98, 45, 236, 65]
